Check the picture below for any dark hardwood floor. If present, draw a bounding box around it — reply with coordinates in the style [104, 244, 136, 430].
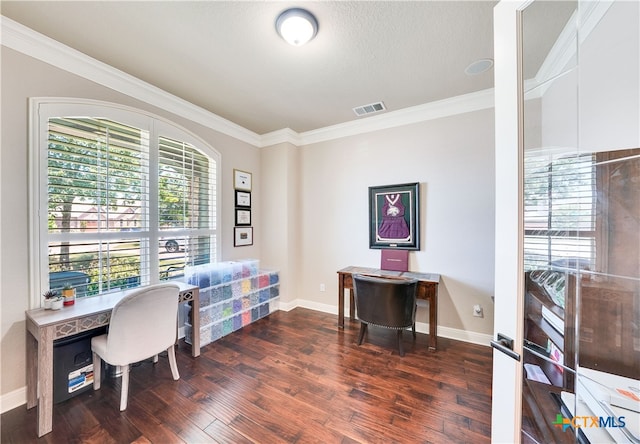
[2, 308, 493, 443]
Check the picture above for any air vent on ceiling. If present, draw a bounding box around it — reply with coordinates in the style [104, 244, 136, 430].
[353, 101, 386, 117]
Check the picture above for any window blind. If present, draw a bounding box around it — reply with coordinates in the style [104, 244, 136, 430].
[48, 117, 149, 295]
[524, 152, 596, 270]
[45, 115, 218, 297]
[158, 136, 217, 278]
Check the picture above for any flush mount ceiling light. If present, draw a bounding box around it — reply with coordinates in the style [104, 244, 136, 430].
[465, 58, 494, 75]
[276, 8, 318, 46]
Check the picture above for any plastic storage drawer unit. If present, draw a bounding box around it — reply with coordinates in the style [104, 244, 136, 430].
[53, 327, 106, 404]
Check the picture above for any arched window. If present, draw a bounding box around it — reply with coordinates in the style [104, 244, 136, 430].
[30, 99, 220, 306]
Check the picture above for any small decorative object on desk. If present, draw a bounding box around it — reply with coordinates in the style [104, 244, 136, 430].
[61, 283, 76, 306]
[51, 297, 64, 310]
[42, 290, 59, 310]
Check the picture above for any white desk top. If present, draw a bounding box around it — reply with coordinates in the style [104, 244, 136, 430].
[26, 281, 196, 328]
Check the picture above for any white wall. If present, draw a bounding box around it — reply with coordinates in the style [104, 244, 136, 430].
[297, 109, 496, 339]
[260, 142, 301, 307]
[0, 47, 261, 406]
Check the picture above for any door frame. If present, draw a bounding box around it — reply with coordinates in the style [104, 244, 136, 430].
[491, 1, 528, 442]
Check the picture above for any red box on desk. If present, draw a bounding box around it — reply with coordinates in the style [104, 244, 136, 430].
[380, 249, 408, 272]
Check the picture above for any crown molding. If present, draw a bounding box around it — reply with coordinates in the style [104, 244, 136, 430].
[3, 15, 495, 149]
[295, 88, 494, 146]
[259, 127, 303, 147]
[258, 88, 494, 147]
[1, 16, 262, 147]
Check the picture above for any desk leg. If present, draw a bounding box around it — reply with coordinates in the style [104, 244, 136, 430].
[429, 295, 438, 352]
[338, 274, 345, 328]
[191, 289, 201, 357]
[26, 328, 38, 409]
[37, 326, 55, 437]
[349, 289, 355, 320]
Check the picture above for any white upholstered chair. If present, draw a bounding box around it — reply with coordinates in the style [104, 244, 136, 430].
[91, 283, 181, 411]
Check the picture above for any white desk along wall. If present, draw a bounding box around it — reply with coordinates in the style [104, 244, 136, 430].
[25, 281, 200, 437]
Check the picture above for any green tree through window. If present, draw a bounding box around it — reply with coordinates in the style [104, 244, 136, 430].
[35, 102, 219, 300]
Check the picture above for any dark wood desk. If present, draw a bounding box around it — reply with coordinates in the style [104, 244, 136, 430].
[25, 281, 199, 437]
[337, 266, 440, 351]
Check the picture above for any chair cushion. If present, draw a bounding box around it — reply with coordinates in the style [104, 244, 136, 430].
[91, 334, 108, 360]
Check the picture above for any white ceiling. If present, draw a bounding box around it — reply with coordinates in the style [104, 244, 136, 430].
[2, 1, 500, 135]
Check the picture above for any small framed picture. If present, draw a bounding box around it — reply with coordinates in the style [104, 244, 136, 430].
[234, 169, 252, 191]
[235, 190, 251, 207]
[234, 227, 253, 247]
[235, 209, 251, 226]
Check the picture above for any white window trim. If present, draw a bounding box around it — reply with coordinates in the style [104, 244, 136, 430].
[29, 97, 221, 308]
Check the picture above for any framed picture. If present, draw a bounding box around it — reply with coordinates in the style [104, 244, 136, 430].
[368, 182, 420, 250]
[235, 190, 251, 208]
[234, 227, 253, 247]
[235, 209, 251, 226]
[234, 169, 252, 191]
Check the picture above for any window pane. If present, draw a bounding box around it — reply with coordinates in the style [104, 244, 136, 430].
[40, 105, 219, 301]
[159, 136, 213, 230]
[158, 235, 215, 280]
[524, 153, 596, 270]
[48, 118, 148, 235]
[48, 238, 149, 296]
[158, 135, 217, 280]
[47, 117, 149, 295]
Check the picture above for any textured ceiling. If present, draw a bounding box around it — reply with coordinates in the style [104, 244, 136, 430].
[2, 1, 499, 134]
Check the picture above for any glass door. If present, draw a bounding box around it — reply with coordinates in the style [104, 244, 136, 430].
[492, 0, 639, 441]
[520, 2, 579, 442]
[519, 1, 640, 443]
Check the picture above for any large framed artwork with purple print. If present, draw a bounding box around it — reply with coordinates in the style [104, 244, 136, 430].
[368, 182, 420, 250]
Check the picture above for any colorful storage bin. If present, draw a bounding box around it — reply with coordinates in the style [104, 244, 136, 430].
[183, 260, 279, 347]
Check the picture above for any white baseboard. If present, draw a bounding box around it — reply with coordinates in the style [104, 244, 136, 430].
[284, 298, 493, 346]
[283, 298, 338, 314]
[1, 386, 26, 414]
[1, 299, 491, 414]
[436, 325, 493, 347]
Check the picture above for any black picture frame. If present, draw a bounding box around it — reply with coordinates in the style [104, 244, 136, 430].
[235, 208, 251, 226]
[368, 182, 420, 250]
[235, 190, 251, 208]
[234, 227, 253, 246]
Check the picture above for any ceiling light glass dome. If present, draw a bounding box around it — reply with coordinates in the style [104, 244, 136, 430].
[276, 8, 318, 46]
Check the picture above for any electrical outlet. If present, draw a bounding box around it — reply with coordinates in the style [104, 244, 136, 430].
[320, 283, 325, 292]
[473, 304, 483, 317]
